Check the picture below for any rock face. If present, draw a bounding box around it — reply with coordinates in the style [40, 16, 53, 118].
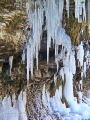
[0, 1, 27, 104]
[0, 1, 27, 61]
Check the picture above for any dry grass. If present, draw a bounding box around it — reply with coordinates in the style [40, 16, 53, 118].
[64, 15, 87, 45]
[5, 12, 26, 34]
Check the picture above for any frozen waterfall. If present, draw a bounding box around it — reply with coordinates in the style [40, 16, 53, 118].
[26, 0, 86, 80]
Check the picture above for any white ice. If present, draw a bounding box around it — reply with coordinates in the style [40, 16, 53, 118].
[77, 41, 84, 67]
[0, 90, 27, 120]
[75, 0, 86, 22]
[22, 49, 25, 63]
[9, 56, 13, 75]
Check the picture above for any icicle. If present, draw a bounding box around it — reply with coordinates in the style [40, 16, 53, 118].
[26, 2, 29, 14]
[55, 44, 59, 71]
[26, 44, 30, 83]
[36, 44, 39, 70]
[77, 42, 84, 67]
[59, 0, 64, 20]
[22, 49, 25, 64]
[83, 61, 86, 78]
[26, 1, 44, 79]
[30, 41, 34, 77]
[66, 0, 70, 18]
[75, 0, 86, 22]
[45, 0, 62, 63]
[82, 1, 86, 22]
[9, 56, 13, 75]
[47, 41, 49, 63]
[46, 0, 51, 63]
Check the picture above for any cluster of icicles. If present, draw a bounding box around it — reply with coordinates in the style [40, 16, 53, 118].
[25, 0, 86, 82]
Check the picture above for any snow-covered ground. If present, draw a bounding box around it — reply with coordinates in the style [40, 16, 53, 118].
[1, 88, 90, 120]
[0, 90, 27, 120]
[42, 85, 90, 120]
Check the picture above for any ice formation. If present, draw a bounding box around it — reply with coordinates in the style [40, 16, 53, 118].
[22, 49, 25, 63]
[66, 0, 70, 18]
[9, 56, 13, 75]
[41, 55, 90, 119]
[26, 0, 86, 80]
[0, 90, 27, 120]
[75, 0, 86, 22]
[77, 42, 84, 67]
[26, 1, 44, 81]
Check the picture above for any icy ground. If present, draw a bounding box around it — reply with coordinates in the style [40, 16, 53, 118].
[42, 87, 90, 120]
[0, 90, 27, 120]
[62, 95, 90, 120]
[1, 87, 90, 120]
